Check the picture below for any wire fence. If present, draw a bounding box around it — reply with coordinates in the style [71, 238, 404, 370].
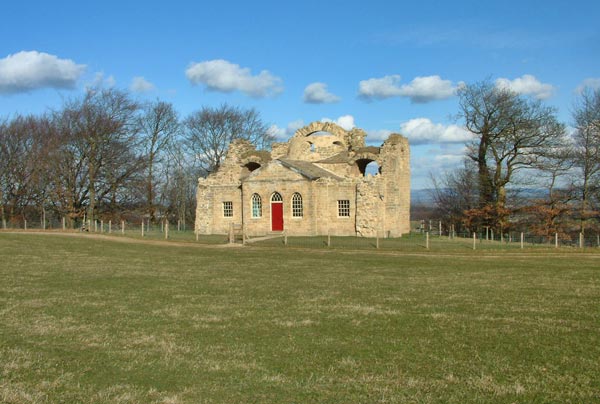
[2, 217, 600, 252]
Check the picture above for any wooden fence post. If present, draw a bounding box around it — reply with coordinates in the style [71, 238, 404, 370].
[555, 232, 558, 248]
[579, 233, 584, 249]
[109, 220, 112, 234]
[62, 217, 66, 230]
[165, 221, 169, 239]
[473, 232, 476, 250]
[327, 229, 331, 247]
[426, 232, 430, 249]
[100, 220, 103, 233]
[520, 232, 524, 249]
[141, 221, 144, 237]
[24, 219, 27, 230]
[121, 220, 125, 235]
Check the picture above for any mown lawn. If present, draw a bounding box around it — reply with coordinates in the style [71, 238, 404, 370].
[1, 233, 599, 403]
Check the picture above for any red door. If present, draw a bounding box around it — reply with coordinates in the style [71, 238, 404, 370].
[271, 202, 284, 231]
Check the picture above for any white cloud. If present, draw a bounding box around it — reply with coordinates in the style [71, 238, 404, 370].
[87, 72, 116, 90]
[303, 82, 340, 103]
[575, 77, 600, 93]
[185, 59, 283, 98]
[268, 119, 306, 140]
[321, 115, 355, 131]
[398, 76, 461, 103]
[400, 118, 473, 145]
[358, 74, 403, 99]
[495, 74, 554, 99]
[367, 129, 393, 142]
[358, 74, 460, 103]
[0, 50, 86, 94]
[411, 144, 469, 188]
[130, 76, 155, 93]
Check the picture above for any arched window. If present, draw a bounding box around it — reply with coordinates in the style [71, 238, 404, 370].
[251, 194, 262, 218]
[292, 193, 303, 217]
[271, 192, 283, 202]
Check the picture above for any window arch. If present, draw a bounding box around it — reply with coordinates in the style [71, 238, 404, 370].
[271, 192, 283, 202]
[292, 193, 303, 217]
[251, 193, 262, 218]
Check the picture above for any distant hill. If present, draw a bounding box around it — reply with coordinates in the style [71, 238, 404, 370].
[410, 187, 553, 207]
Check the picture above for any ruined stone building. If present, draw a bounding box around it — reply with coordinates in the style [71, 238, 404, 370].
[195, 121, 410, 237]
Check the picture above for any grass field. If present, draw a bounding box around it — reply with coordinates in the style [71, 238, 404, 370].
[1, 233, 599, 403]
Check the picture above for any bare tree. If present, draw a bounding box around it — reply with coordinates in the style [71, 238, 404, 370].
[571, 87, 600, 235]
[138, 100, 179, 222]
[61, 88, 139, 222]
[183, 104, 273, 174]
[458, 80, 565, 229]
[0, 114, 51, 224]
[430, 160, 479, 233]
[517, 149, 576, 240]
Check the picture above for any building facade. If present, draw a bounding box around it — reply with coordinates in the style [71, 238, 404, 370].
[195, 121, 410, 237]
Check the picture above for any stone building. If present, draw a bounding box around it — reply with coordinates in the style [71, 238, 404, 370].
[195, 121, 410, 238]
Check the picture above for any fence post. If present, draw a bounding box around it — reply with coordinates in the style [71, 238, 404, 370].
[24, 219, 27, 230]
[597, 234, 599, 248]
[121, 220, 125, 235]
[520, 232, 524, 249]
[579, 233, 584, 249]
[141, 221, 144, 237]
[100, 220, 103, 233]
[165, 221, 169, 239]
[555, 232, 558, 248]
[62, 217, 66, 230]
[109, 220, 112, 234]
[327, 229, 331, 247]
[178, 220, 181, 232]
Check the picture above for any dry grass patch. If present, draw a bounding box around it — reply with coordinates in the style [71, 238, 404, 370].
[1, 233, 599, 403]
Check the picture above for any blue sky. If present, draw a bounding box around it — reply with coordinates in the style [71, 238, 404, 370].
[1, 0, 599, 189]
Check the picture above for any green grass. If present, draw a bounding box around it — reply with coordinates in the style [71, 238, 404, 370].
[1, 233, 599, 403]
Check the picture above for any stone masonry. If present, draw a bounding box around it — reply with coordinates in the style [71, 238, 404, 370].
[195, 121, 410, 237]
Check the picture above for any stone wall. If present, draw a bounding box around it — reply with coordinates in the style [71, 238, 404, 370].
[195, 121, 411, 237]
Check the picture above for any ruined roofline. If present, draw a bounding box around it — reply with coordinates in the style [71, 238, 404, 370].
[277, 159, 344, 181]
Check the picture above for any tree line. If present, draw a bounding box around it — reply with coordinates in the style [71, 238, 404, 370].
[0, 87, 273, 228]
[2, 81, 598, 237]
[432, 81, 600, 240]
